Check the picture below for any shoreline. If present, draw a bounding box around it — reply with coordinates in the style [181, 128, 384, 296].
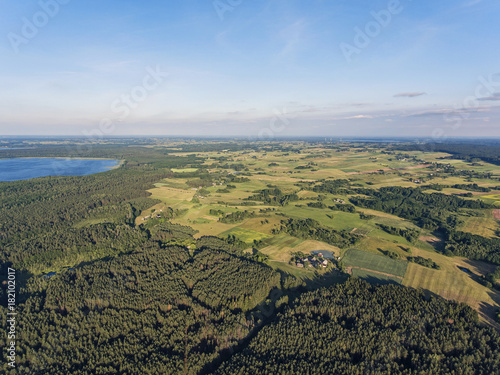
[1, 156, 121, 161]
[0, 157, 124, 167]
[0, 158, 125, 182]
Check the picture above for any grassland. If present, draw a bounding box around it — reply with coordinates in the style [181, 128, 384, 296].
[403, 245, 499, 326]
[219, 227, 273, 243]
[137, 143, 500, 325]
[458, 209, 500, 238]
[343, 249, 408, 278]
[481, 193, 500, 206]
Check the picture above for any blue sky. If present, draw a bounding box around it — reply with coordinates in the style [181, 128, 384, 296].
[1, 0, 499, 138]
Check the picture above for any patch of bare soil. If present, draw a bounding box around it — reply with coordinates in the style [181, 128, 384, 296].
[419, 235, 441, 247]
[493, 209, 500, 221]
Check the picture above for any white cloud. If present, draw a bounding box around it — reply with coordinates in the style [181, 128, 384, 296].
[343, 115, 374, 120]
[478, 93, 500, 101]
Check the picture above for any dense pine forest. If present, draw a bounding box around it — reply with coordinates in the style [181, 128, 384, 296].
[216, 279, 500, 375]
[393, 142, 500, 166]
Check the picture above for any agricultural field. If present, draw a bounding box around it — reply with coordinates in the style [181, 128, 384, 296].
[481, 194, 500, 207]
[219, 227, 273, 243]
[458, 210, 500, 238]
[343, 249, 408, 279]
[403, 245, 499, 326]
[136, 142, 500, 325]
[170, 168, 199, 173]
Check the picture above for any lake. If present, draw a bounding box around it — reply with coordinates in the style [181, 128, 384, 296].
[0, 158, 120, 181]
[311, 250, 336, 259]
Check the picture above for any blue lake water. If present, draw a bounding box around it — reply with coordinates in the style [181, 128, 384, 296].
[311, 250, 336, 259]
[0, 158, 120, 182]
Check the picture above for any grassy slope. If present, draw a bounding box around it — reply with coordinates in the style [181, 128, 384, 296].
[343, 249, 408, 278]
[458, 209, 500, 238]
[403, 246, 500, 328]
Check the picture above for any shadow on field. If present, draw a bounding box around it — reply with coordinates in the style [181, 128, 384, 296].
[478, 298, 500, 331]
[460, 258, 497, 278]
[356, 274, 400, 286]
[409, 284, 500, 332]
[0, 261, 35, 304]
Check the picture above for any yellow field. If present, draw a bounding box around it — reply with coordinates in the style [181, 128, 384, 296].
[170, 168, 199, 173]
[403, 247, 500, 327]
[481, 194, 500, 207]
[482, 194, 500, 200]
[239, 217, 282, 233]
[458, 210, 499, 238]
[219, 227, 272, 243]
[149, 186, 194, 202]
[261, 239, 340, 262]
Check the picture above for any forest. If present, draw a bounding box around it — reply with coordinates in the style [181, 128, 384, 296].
[216, 278, 500, 375]
[1, 236, 281, 374]
[245, 187, 300, 206]
[407, 256, 441, 270]
[393, 142, 500, 166]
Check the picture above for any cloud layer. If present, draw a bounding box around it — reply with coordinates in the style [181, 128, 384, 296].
[394, 92, 427, 98]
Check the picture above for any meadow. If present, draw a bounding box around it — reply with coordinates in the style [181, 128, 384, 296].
[342, 249, 408, 279]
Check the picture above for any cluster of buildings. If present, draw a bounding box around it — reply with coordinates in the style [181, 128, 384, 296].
[295, 253, 329, 269]
[141, 209, 163, 221]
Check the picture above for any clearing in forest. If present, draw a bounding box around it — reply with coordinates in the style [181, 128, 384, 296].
[219, 227, 272, 244]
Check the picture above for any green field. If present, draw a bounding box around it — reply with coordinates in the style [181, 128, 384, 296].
[264, 233, 304, 248]
[343, 249, 408, 278]
[482, 194, 500, 200]
[481, 194, 500, 206]
[219, 227, 273, 244]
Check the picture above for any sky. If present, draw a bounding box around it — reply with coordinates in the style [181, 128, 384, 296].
[0, 0, 499, 139]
